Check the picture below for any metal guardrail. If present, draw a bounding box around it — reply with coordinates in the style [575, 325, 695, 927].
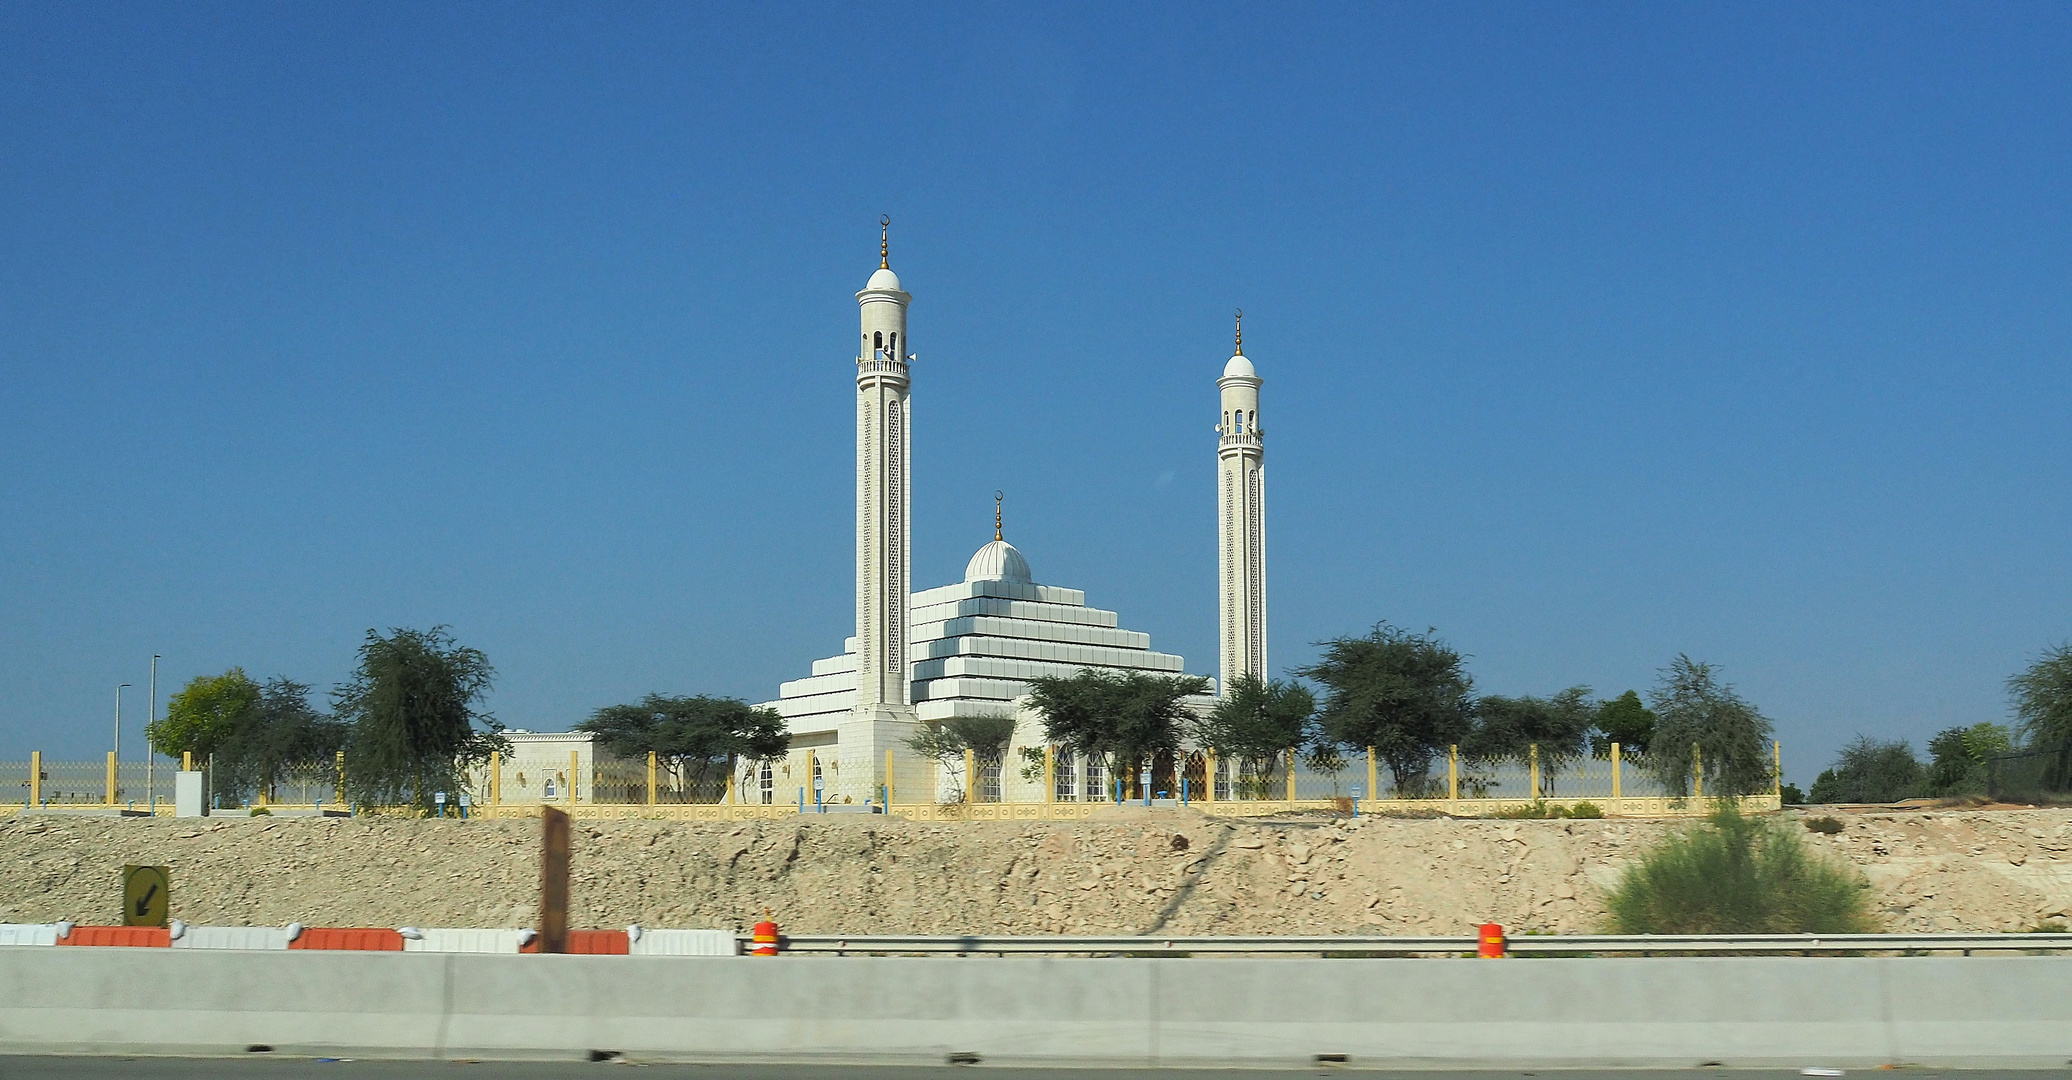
[763, 932, 2072, 955]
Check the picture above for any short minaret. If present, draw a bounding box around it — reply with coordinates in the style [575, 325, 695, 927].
[844, 217, 921, 796]
[1217, 310, 1266, 694]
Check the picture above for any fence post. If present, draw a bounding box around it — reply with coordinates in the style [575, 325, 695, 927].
[1530, 744, 1540, 800]
[1367, 746, 1378, 801]
[570, 749, 579, 805]
[1693, 744, 1702, 800]
[1611, 742, 1622, 803]
[334, 750, 345, 807]
[1774, 741, 1783, 799]
[1448, 745, 1459, 801]
[964, 748, 976, 803]
[29, 750, 40, 806]
[490, 751, 501, 808]
[182, 751, 192, 772]
[1204, 749, 1217, 803]
[1044, 745, 1055, 804]
[647, 751, 658, 806]
[1285, 749, 1297, 802]
[885, 749, 894, 810]
[105, 751, 116, 805]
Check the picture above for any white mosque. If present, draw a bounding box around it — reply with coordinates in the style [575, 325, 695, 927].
[743, 221, 1269, 807]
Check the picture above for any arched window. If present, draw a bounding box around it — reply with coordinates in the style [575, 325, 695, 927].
[1249, 411, 1256, 429]
[889, 332, 898, 358]
[758, 761, 773, 805]
[1224, 411, 1230, 431]
[1234, 412, 1244, 434]
[874, 331, 883, 359]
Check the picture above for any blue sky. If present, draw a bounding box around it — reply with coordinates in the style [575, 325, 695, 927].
[2, 2, 2066, 783]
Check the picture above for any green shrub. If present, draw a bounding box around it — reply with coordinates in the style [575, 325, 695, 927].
[2026, 919, 2068, 934]
[1567, 801, 1605, 819]
[1803, 815, 1844, 834]
[1605, 803, 1874, 934]
[1496, 800, 1553, 819]
[248, 807, 272, 817]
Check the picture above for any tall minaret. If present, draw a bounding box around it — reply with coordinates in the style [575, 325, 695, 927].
[1217, 310, 1266, 694]
[844, 217, 919, 795]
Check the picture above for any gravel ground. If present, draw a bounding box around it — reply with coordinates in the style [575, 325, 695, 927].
[2, 807, 2067, 934]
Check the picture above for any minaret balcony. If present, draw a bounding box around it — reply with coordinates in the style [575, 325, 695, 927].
[856, 358, 910, 380]
[1218, 431, 1264, 451]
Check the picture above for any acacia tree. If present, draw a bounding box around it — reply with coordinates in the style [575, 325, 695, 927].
[1645, 655, 1775, 797]
[1300, 624, 1473, 796]
[334, 626, 506, 811]
[1466, 686, 1596, 795]
[148, 668, 260, 764]
[1807, 737, 1923, 804]
[1026, 669, 1209, 797]
[578, 694, 787, 802]
[2010, 643, 2072, 788]
[903, 714, 1018, 802]
[1592, 690, 1657, 758]
[214, 678, 347, 803]
[1190, 673, 1315, 798]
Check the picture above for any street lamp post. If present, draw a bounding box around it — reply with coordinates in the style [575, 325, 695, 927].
[115, 683, 131, 802]
[147, 655, 160, 812]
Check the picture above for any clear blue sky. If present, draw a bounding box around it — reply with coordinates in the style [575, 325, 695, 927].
[3, 3, 2067, 784]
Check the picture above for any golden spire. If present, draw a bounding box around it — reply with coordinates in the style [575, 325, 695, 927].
[994, 490, 1004, 542]
[1234, 308, 1244, 355]
[880, 215, 891, 269]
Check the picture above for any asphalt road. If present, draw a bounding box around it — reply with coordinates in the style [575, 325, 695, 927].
[3, 1065, 2064, 1080]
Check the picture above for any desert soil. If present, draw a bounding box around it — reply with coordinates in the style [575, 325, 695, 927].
[2, 807, 2068, 935]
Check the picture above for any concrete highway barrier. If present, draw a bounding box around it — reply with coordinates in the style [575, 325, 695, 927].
[0, 949, 2066, 1067]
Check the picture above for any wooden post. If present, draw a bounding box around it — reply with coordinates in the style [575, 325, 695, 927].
[1044, 745, 1055, 803]
[489, 751, 501, 807]
[569, 750, 579, 805]
[538, 806, 571, 953]
[647, 751, 658, 806]
[1204, 750, 1217, 803]
[1285, 749, 1297, 802]
[964, 748, 976, 803]
[106, 751, 117, 805]
[1529, 744, 1540, 800]
[1611, 743, 1622, 802]
[885, 749, 895, 810]
[29, 751, 40, 807]
[1367, 746, 1378, 801]
[1448, 745, 1459, 801]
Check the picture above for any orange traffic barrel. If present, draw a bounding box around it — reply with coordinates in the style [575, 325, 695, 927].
[1477, 922, 1505, 958]
[751, 918, 779, 956]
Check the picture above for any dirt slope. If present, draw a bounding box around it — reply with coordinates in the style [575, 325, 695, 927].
[2, 808, 2067, 935]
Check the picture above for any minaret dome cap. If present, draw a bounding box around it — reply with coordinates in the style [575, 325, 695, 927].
[865, 266, 902, 292]
[964, 539, 1032, 584]
[1222, 353, 1256, 379]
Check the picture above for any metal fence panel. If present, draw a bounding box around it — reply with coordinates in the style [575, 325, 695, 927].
[1988, 744, 2072, 802]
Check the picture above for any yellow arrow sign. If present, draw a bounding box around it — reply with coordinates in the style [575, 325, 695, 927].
[123, 865, 169, 927]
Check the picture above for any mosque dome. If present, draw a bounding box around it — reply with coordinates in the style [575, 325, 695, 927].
[964, 539, 1032, 584]
[1222, 353, 1256, 379]
[866, 266, 902, 292]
